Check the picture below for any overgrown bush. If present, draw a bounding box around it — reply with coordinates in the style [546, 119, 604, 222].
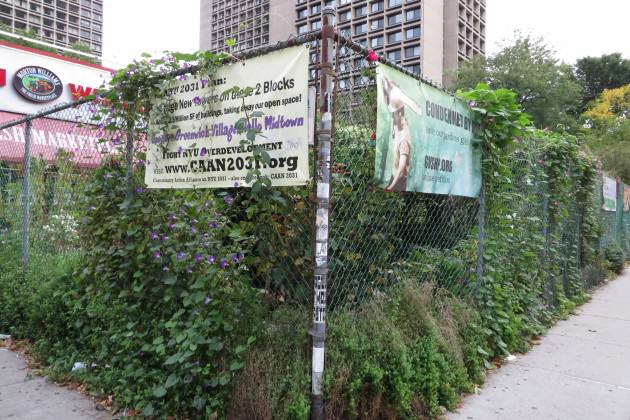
[325, 282, 485, 419]
[604, 241, 625, 274]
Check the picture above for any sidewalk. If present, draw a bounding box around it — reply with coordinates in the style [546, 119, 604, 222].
[449, 270, 630, 420]
[0, 347, 108, 419]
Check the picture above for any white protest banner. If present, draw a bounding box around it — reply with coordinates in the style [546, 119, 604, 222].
[602, 176, 617, 211]
[145, 45, 310, 189]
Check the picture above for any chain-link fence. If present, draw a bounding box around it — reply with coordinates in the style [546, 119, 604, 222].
[1, 23, 629, 417]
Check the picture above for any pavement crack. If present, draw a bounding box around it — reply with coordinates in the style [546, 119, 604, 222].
[511, 362, 630, 392]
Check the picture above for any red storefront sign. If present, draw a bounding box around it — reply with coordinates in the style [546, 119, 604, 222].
[0, 111, 112, 168]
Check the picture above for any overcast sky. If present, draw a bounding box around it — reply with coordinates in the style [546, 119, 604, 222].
[102, 0, 630, 69]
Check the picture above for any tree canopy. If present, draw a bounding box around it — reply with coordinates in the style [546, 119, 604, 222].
[455, 33, 582, 129]
[575, 53, 630, 109]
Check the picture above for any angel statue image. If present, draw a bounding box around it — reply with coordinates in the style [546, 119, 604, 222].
[379, 74, 424, 191]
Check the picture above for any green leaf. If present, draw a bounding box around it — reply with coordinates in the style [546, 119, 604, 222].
[230, 361, 244, 371]
[143, 403, 155, 416]
[162, 274, 177, 285]
[165, 373, 179, 388]
[152, 386, 167, 398]
[164, 353, 180, 365]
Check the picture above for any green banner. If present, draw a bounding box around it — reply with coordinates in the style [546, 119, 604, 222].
[374, 63, 481, 197]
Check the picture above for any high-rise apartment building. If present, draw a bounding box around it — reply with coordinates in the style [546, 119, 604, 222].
[0, 0, 103, 57]
[200, 0, 294, 53]
[200, 0, 485, 87]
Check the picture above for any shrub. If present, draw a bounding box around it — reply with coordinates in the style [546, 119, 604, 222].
[604, 241, 625, 274]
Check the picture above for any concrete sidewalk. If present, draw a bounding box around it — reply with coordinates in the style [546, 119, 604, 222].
[449, 270, 630, 420]
[0, 347, 108, 419]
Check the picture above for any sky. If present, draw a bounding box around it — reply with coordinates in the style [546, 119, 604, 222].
[102, 0, 630, 69]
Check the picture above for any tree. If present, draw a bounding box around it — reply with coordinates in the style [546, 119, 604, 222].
[455, 32, 582, 129]
[584, 122, 630, 183]
[582, 84, 630, 183]
[583, 84, 630, 127]
[575, 54, 630, 108]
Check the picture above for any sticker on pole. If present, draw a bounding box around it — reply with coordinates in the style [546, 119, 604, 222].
[145, 46, 310, 189]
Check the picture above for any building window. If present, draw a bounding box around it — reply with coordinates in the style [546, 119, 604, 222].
[297, 23, 308, 34]
[406, 26, 420, 39]
[405, 64, 420, 74]
[340, 0, 351, 5]
[387, 50, 401, 62]
[388, 31, 401, 43]
[311, 4, 320, 14]
[311, 20, 321, 30]
[339, 79, 348, 89]
[370, 35, 383, 48]
[354, 22, 367, 35]
[387, 13, 402, 26]
[371, 18, 383, 30]
[339, 10, 351, 22]
[406, 8, 421, 21]
[354, 5, 367, 17]
[388, 0, 402, 7]
[297, 8, 307, 19]
[371, 1, 383, 12]
[405, 45, 420, 57]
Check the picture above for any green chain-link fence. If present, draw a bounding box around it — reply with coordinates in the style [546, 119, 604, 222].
[0, 26, 628, 416]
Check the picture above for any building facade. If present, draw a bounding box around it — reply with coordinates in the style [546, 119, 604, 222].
[199, 0, 294, 53]
[200, 0, 485, 87]
[0, 0, 103, 57]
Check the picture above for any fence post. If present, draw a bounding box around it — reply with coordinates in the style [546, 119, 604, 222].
[615, 178, 624, 256]
[311, 6, 335, 420]
[475, 182, 485, 290]
[20, 119, 32, 271]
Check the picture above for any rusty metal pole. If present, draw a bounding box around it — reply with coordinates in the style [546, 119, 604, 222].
[311, 6, 335, 420]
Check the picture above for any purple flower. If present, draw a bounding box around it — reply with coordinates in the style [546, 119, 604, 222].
[219, 259, 229, 269]
[178, 146, 183, 153]
[208, 221, 219, 229]
[238, 253, 245, 261]
[231, 253, 239, 262]
[176, 251, 185, 261]
[200, 148, 208, 156]
[178, 75, 186, 81]
[190, 226, 197, 234]
[153, 251, 161, 260]
[207, 255, 215, 264]
[112, 136, 121, 145]
[135, 187, 144, 193]
[169, 213, 177, 221]
[150, 232, 159, 240]
[161, 234, 169, 242]
[186, 267, 193, 274]
[191, 219, 198, 225]
[204, 201, 210, 208]
[468, 100, 477, 108]
[168, 222, 175, 230]
[193, 96, 201, 105]
[224, 195, 234, 205]
[234, 181, 240, 188]
[204, 296, 212, 305]
[195, 254, 204, 263]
